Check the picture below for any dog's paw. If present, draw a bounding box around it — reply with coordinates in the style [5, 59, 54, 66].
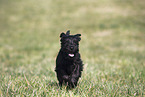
[63, 75, 69, 80]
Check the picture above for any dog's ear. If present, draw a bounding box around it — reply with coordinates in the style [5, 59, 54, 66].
[60, 32, 66, 38]
[75, 34, 81, 37]
[75, 34, 81, 41]
[66, 30, 70, 36]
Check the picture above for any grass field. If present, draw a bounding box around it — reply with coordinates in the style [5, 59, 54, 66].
[0, 0, 145, 96]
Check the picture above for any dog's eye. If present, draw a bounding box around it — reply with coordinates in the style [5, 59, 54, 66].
[65, 40, 69, 43]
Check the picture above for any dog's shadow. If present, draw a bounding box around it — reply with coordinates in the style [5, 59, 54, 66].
[47, 81, 76, 91]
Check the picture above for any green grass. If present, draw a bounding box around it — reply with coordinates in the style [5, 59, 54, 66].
[0, 0, 145, 96]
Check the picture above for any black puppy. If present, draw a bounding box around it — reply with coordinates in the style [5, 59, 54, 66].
[55, 30, 83, 88]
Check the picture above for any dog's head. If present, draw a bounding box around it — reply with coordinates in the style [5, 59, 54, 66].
[60, 30, 81, 59]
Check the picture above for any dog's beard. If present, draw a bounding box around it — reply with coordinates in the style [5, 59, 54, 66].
[66, 48, 78, 58]
[63, 49, 77, 59]
[61, 45, 79, 59]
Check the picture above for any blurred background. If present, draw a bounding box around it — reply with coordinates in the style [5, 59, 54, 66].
[0, 0, 145, 96]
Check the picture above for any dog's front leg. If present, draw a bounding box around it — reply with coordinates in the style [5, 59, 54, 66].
[69, 75, 79, 88]
[56, 69, 70, 86]
[69, 65, 80, 88]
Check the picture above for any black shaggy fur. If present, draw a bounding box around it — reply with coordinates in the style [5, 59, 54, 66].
[55, 30, 83, 88]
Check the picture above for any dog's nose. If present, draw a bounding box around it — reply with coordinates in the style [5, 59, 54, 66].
[70, 46, 74, 50]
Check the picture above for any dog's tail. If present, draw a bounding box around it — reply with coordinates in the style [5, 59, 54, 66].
[66, 30, 70, 35]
